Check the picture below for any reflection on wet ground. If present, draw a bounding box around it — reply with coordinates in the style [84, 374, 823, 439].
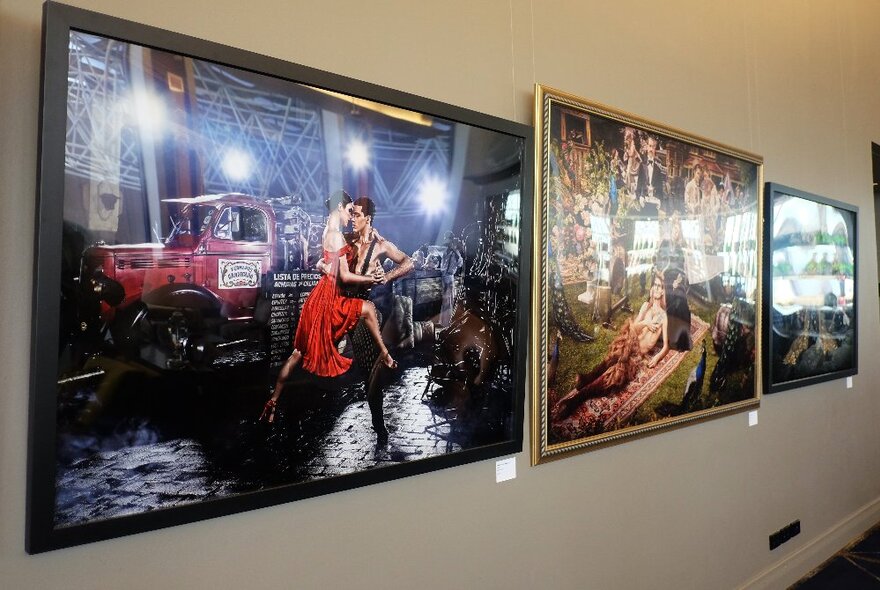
[56, 438, 238, 525]
[54, 353, 510, 527]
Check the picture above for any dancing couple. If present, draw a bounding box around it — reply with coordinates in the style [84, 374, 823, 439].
[261, 191, 411, 440]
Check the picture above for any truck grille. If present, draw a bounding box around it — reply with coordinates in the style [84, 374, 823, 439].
[116, 256, 192, 270]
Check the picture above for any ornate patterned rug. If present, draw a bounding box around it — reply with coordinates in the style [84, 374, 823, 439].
[550, 315, 710, 443]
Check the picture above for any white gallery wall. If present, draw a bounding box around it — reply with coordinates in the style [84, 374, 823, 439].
[1, 1, 879, 588]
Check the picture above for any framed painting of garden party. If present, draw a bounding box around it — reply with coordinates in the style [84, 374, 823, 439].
[532, 85, 762, 463]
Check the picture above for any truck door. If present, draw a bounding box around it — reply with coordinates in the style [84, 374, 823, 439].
[201, 204, 271, 318]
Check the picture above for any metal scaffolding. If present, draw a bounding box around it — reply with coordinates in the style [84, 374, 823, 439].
[65, 32, 144, 191]
[64, 33, 453, 218]
[191, 61, 328, 203]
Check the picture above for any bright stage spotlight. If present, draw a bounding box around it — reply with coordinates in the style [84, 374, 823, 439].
[222, 148, 252, 181]
[418, 176, 447, 216]
[129, 90, 166, 136]
[345, 140, 370, 170]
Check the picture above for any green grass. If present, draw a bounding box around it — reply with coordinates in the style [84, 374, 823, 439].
[548, 277, 749, 428]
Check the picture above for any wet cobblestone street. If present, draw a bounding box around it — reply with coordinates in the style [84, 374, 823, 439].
[302, 367, 461, 478]
[55, 439, 239, 526]
[54, 364, 486, 527]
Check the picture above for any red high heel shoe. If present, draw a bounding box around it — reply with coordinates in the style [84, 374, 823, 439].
[260, 398, 278, 423]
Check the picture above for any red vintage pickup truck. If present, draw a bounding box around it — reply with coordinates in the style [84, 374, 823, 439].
[77, 193, 301, 368]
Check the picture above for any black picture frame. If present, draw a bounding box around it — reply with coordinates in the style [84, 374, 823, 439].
[763, 182, 857, 394]
[28, 1, 532, 552]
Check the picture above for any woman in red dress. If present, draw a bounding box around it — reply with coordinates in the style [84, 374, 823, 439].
[261, 190, 396, 422]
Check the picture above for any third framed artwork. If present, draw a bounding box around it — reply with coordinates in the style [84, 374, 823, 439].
[763, 183, 858, 394]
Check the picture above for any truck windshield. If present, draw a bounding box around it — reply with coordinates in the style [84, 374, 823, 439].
[165, 205, 215, 245]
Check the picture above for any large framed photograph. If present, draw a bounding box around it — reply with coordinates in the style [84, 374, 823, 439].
[532, 85, 762, 463]
[28, 2, 531, 552]
[763, 183, 857, 394]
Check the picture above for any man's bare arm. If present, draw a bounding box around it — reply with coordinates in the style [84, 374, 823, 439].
[381, 239, 413, 283]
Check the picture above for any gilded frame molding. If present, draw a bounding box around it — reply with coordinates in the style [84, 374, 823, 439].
[532, 85, 763, 464]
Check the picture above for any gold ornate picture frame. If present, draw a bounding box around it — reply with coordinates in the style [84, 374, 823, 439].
[532, 85, 763, 463]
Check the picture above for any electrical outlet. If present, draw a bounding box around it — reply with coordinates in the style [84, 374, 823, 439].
[769, 528, 786, 550]
[769, 520, 801, 550]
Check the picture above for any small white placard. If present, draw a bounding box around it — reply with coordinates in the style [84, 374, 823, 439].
[846, 377, 853, 389]
[495, 457, 516, 483]
[748, 411, 758, 427]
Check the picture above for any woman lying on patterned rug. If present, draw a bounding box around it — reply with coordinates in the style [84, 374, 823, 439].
[551, 273, 673, 421]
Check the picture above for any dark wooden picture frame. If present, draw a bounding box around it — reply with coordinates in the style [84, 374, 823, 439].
[763, 182, 857, 394]
[28, 1, 532, 552]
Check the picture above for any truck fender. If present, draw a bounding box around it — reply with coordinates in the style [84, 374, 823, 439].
[141, 283, 222, 314]
[89, 270, 125, 307]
